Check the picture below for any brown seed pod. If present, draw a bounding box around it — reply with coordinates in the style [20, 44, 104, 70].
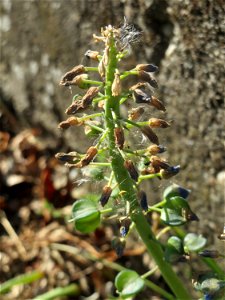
[112, 70, 121, 96]
[59, 65, 85, 85]
[150, 156, 170, 170]
[74, 146, 98, 168]
[140, 126, 159, 145]
[85, 50, 100, 61]
[124, 160, 139, 181]
[138, 71, 158, 88]
[136, 64, 158, 73]
[128, 107, 145, 120]
[58, 117, 83, 129]
[133, 89, 151, 104]
[55, 152, 80, 164]
[160, 165, 180, 179]
[114, 127, 125, 149]
[82, 87, 100, 106]
[129, 82, 148, 91]
[149, 118, 170, 128]
[99, 185, 112, 207]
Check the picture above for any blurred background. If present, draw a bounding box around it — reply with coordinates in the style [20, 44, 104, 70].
[0, 0, 224, 299]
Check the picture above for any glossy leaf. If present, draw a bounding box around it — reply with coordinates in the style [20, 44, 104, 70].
[165, 236, 183, 263]
[115, 270, 145, 298]
[72, 199, 100, 233]
[163, 184, 191, 200]
[184, 233, 207, 253]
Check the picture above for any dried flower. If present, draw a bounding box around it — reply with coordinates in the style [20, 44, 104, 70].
[139, 190, 148, 211]
[99, 185, 112, 207]
[198, 250, 220, 259]
[120, 218, 132, 237]
[112, 69, 121, 96]
[136, 64, 158, 73]
[129, 82, 148, 91]
[114, 127, 125, 149]
[74, 146, 98, 168]
[150, 96, 166, 112]
[55, 152, 80, 164]
[85, 50, 100, 60]
[128, 106, 145, 120]
[140, 126, 159, 145]
[59, 65, 85, 85]
[133, 89, 151, 104]
[124, 160, 139, 181]
[182, 208, 199, 222]
[138, 71, 158, 88]
[147, 144, 166, 155]
[149, 118, 170, 128]
[58, 117, 83, 129]
[160, 165, 180, 179]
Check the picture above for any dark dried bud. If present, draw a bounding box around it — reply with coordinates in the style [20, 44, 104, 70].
[133, 89, 151, 104]
[85, 50, 100, 61]
[124, 160, 139, 181]
[138, 71, 158, 88]
[59, 65, 85, 86]
[58, 117, 83, 129]
[136, 64, 158, 73]
[129, 82, 148, 91]
[112, 70, 121, 96]
[99, 185, 112, 207]
[65, 87, 99, 115]
[55, 152, 80, 164]
[120, 218, 132, 237]
[160, 165, 180, 179]
[198, 250, 220, 259]
[139, 190, 148, 211]
[75, 146, 97, 168]
[147, 144, 166, 155]
[114, 127, 125, 149]
[149, 118, 170, 128]
[128, 106, 145, 120]
[112, 237, 126, 257]
[150, 156, 170, 171]
[140, 126, 159, 145]
[150, 96, 166, 112]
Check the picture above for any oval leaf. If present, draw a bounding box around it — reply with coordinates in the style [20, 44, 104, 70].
[165, 236, 183, 263]
[184, 233, 207, 253]
[72, 199, 100, 233]
[115, 270, 144, 298]
[163, 184, 191, 200]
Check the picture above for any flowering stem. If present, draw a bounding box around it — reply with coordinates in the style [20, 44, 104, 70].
[104, 33, 192, 300]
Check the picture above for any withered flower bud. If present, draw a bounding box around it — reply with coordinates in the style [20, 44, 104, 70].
[136, 64, 158, 73]
[133, 89, 151, 104]
[75, 146, 97, 168]
[98, 58, 105, 78]
[124, 160, 139, 181]
[59, 65, 85, 86]
[112, 237, 126, 257]
[150, 156, 169, 171]
[150, 96, 166, 112]
[140, 126, 159, 145]
[128, 107, 145, 120]
[138, 71, 158, 88]
[99, 185, 112, 207]
[147, 144, 166, 155]
[85, 50, 100, 61]
[55, 152, 80, 164]
[112, 70, 121, 96]
[149, 118, 170, 128]
[120, 218, 132, 237]
[114, 127, 125, 149]
[65, 87, 99, 115]
[129, 82, 148, 91]
[198, 250, 220, 259]
[160, 165, 180, 179]
[58, 117, 83, 129]
[139, 190, 148, 211]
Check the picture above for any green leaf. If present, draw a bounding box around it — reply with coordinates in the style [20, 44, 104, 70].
[165, 236, 183, 263]
[163, 184, 190, 200]
[72, 199, 100, 233]
[200, 278, 225, 294]
[184, 233, 207, 253]
[115, 270, 145, 299]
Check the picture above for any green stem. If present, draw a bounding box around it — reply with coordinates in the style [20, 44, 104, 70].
[104, 32, 192, 300]
[83, 79, 103, 86]
[138, 173, 161, 184]
[85, 67, 98, 72]
[0, 271, 44, 294]
[33, 284, 80, 300]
